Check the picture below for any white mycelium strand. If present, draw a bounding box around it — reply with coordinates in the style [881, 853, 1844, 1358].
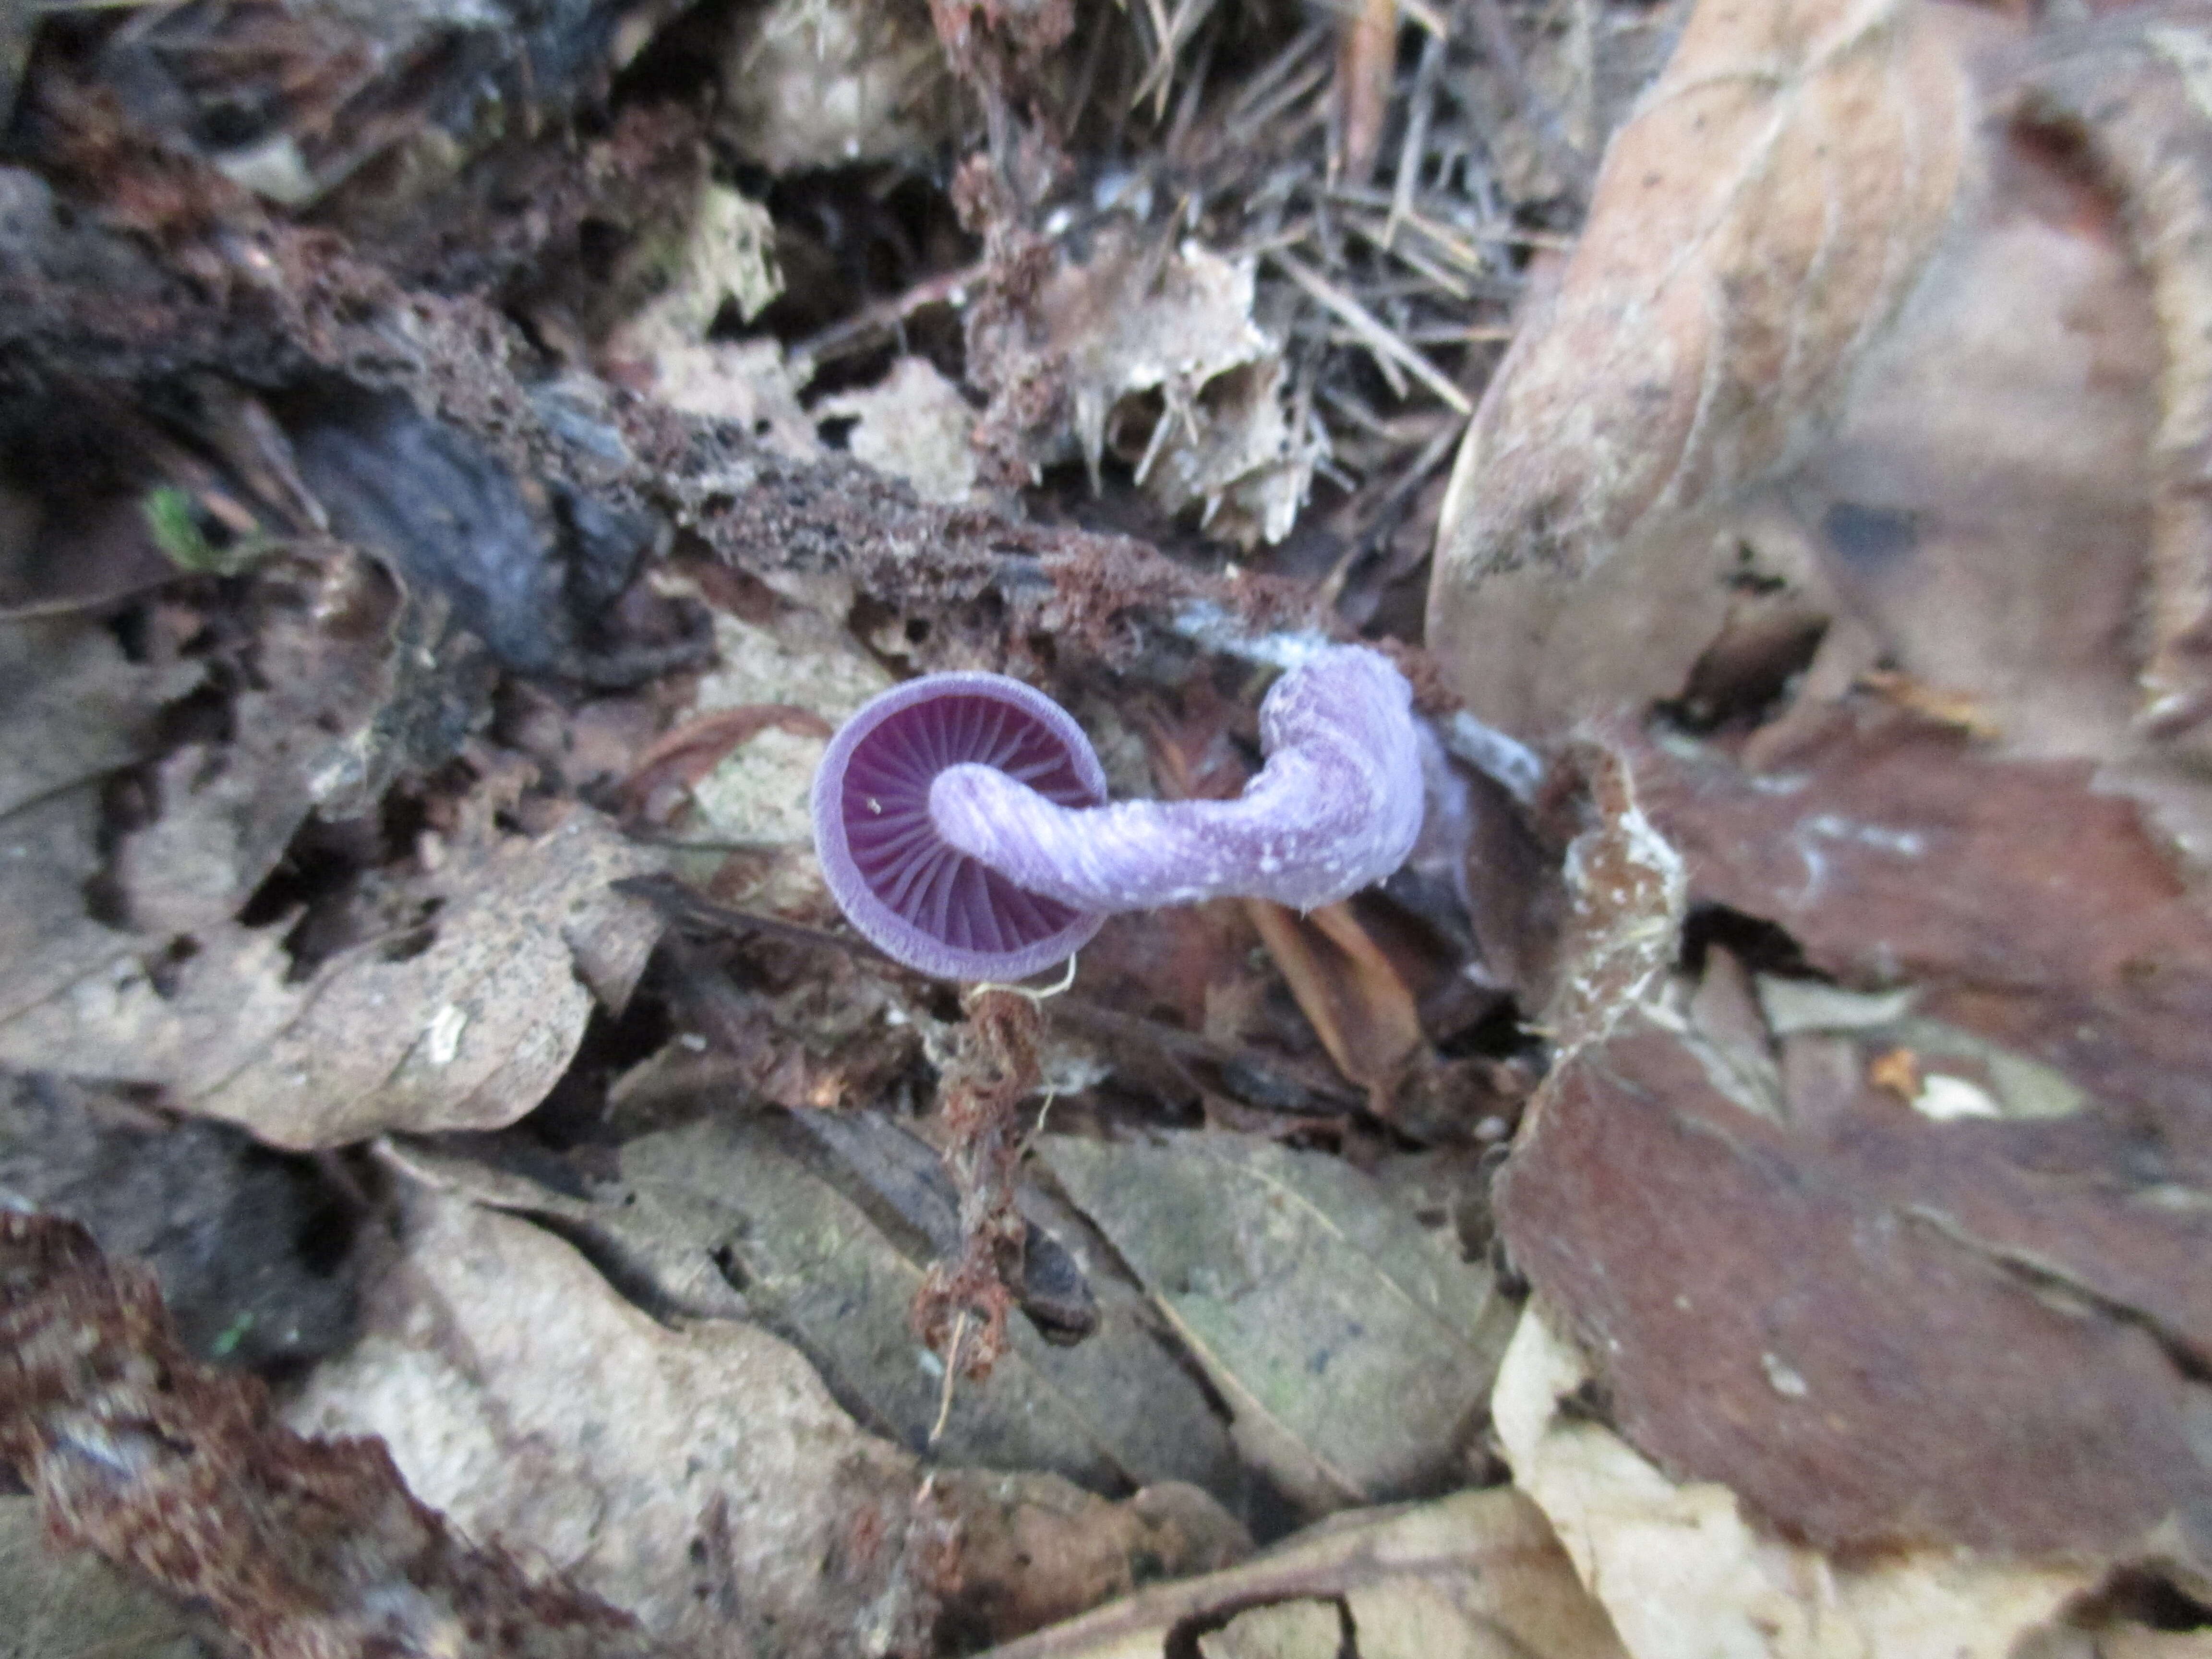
[927, 646, 1425, 913]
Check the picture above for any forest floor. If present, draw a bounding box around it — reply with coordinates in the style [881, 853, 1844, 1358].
[3, 0, 2212, 1654]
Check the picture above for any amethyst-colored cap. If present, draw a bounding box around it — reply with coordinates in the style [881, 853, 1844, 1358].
[810, 672, 1110, 980]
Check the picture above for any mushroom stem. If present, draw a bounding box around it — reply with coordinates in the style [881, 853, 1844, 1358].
[928, 646, 1425, 914]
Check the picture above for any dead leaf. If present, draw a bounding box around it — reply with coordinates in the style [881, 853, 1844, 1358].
[1488, 702, 2212, 1572]
[719, 0, 961, 173]
[1200, 1598, 1341, 1659]
[1633, 703, 2212, 1142]
[618, 703, 834, 822]
[0, 615, 198, 819]
[1039, 1132, 1516, 1516]
[291, 1180, 1248, 1655]
[0, 1071, 359, 1369]
[1769, 90, 2165, 772]
[1429, 0, 1995, 731]
[0, 1210, 673, 1658]
[614, 1111, 1245, 1494]
[1490, 1303, 2094, 1659]
[289, 1185, 928, 1658]
[0, 613, 200, 1038]
[0, 1495, 207, 1659]
[968, 220, 1321, 545]
[0, 809, 663, 1148]
[2005, 15, 2212, 755]
[1241, 900, 1425, 1105]
[943, 1474, 1252, 1646]
[975, 1486, 1627, 1659]
[817, 357, 982, 505]
[1500, 998, 2212, 1565]
[115, 548, 488, 933]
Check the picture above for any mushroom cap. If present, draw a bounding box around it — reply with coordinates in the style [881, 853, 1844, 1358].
[811, 672, 1109, 979]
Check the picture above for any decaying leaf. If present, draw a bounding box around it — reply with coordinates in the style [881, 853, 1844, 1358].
[0, 616, 199, 1034]
[1770, 84, 2163, 773]
[0, 1210, 673, 1658]
[968, 220, 1320, 545]
[2005, 13, 2212, 758]
[0, 808, 662, 1148]
[975, 1486, 1627, 1659]
[1241, 899, 1426, 1103]
[719, 0, 961, 175]
[291, 1181, 1248, 1655]
[1429, 0, 1992, 731]
[0, 1071, 359, 1369]
[1634, 704, 2212, 1138]
[290, 1185, 932, 1658]
[1491, 1304, 2093, 1659]
[513, 1109, 1244, 1495]
[676, 595, 892, 854]
[1040, 1132, 1516, 1516]
[605, 182, 784, 361]
[0, 1496, 209, 1659]
[818, 357, 983, 505]
[115, 548, 490, 932]
[1493, 707, 2212, 1571]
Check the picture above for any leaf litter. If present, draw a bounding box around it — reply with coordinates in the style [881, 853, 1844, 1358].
[3, 0, 2212, 1651]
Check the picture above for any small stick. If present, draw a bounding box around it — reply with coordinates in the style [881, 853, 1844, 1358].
[1271, 250, 1475, 414]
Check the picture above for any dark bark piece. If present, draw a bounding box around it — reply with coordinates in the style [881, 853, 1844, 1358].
[1500, 706, 2212, 1563]
[1502, 1017, 2212, 1562]
[1634, 704, 2212, 1169]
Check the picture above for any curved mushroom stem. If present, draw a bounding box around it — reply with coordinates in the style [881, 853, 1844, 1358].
[927, 646, 1425, 914]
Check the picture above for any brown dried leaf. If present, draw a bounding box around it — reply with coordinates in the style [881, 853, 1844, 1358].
[1501, 1009, 2212, 1562]
[2007, 14, 2212, 751]
[291, 1181, 1245, 1655]
[0, 1210, 673, 1658]
[617, 702, 833, 821]
[975, 1487, 1627, 1659]
[1243, 899, 1425, 1101]
[1491, 1305, 2095, 1659]
[1430, 0, 1992, 731]
[1715, 71, 2177, 816]
[1497, 711, 2212, 1568]
[289, 1186, 931, 1659]
[1635, 704, 2212, 1149]
[0, 810, 662, 1148]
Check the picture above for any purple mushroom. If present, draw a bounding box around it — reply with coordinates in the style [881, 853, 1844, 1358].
[812, 646, 1425, 980]
[810, 672, 1112, 981]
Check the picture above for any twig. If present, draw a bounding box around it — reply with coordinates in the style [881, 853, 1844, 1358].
[1386, 29, 1450, 245]
[792, 260, 988, 366]
[1270, 249, 1474, 413]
